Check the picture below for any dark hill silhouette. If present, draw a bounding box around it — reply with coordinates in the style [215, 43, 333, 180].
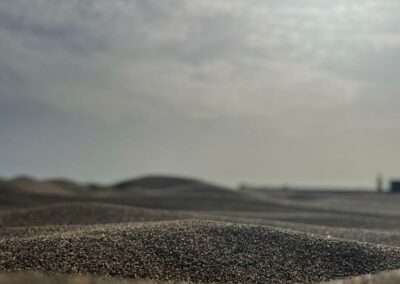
[47, 179, 89, 193]
[0, 176, 77, 196]
[0, 177, 94, 207]
[113, 175, 222, 190]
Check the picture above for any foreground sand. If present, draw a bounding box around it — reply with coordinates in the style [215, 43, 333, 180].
[1, 176, 400, 283]
[1, 217, 400, 282]
[3, 269, 400, 284]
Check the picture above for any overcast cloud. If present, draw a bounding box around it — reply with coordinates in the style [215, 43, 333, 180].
[1, 0, 400, 187]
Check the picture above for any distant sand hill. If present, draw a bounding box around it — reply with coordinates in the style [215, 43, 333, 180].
[112, 175, 212, 190]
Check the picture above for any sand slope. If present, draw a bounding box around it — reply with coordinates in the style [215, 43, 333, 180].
[113, 175, 211, 190]
[2, 203, 400, 248]
[1, 220, 400, 283]
[208, 215, 400, 247]
[0, 202, 194, 228]
[0, 176, 86, 196]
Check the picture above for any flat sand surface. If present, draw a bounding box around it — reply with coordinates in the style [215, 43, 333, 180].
[1, 176, 400, 283]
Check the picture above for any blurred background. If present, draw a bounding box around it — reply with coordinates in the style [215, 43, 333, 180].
[1, 0, 400, 189]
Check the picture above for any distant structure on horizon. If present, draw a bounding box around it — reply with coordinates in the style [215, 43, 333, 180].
[390, 180, 400, 193]
[376, 174, 383, 193]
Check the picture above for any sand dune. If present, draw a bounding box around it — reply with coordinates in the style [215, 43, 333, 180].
[206, 215, 400, 247]
[0, 175, 241, 210]
[0, 176, 79, 196]
[1, 220, 400, 283]
[0, 202, 194, 228]
[3, 202, 400, 248]
[112, 175, 214, 190]
[0, 177, 93, 208]
[210, 210, 400, 230]
[244, 189, 400, 217]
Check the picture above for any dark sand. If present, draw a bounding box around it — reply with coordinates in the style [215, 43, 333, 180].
[2, 220, 400, 283]
[0, 202, 195, 227]
[1, 176, 400, 283]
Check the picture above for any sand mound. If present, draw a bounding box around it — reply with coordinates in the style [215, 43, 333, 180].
[47, 178, 91, 193]
[1, 220, 400, 283]
[0, 176, 86, 196]
[113, 175, 224, 191]
[0, 203, 194, 228]
[206, 215, 400, 247]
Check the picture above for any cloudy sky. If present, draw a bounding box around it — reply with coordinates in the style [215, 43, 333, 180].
[1, 0, 400, 188]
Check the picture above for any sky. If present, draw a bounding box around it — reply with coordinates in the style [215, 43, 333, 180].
[1, 0, 400, 188]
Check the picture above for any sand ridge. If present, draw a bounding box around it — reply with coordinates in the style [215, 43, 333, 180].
[0, 202, 195, 228]
[1, 219, 400, 283]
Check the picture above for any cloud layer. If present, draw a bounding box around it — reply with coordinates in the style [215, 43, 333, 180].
[1, 0, 400, 187]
